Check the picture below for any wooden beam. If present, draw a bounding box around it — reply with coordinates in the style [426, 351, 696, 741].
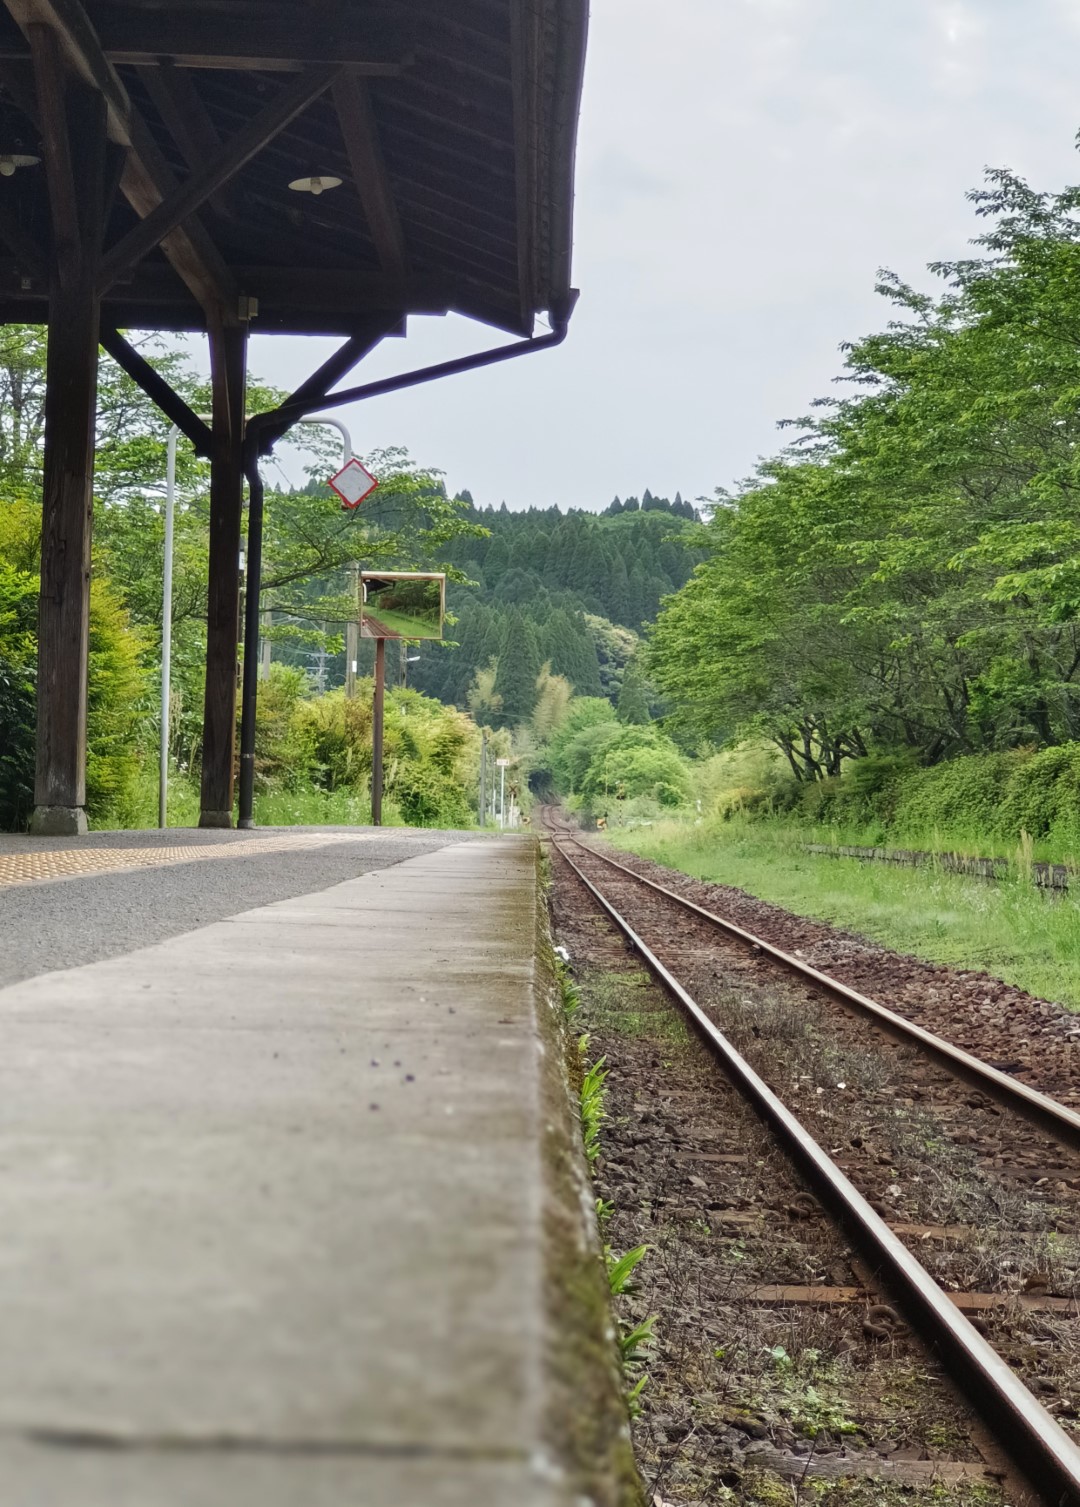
[0, 256, 483, 318]
[135, 60, 236, 223]
[30, 76, 106, 834]
[26, 22, 79, 284]
[4, 0, 131, 135]
[4, 0, 236, 319]
[257, 315, 402, 452]
[99, 326, 213, 457]
[332, 71, 408, 282]
[98, 65, 341, 292]
[0, 52, 40, 121]
[24, 3, 410, 72]
[0, 197, 45, 278]
[119, 117, 236, 319]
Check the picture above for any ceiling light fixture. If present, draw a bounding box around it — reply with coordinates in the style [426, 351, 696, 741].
[0, 153, 40, 178]
[287, 173, 342, 197]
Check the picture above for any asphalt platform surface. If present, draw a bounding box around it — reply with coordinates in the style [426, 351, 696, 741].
[0, 831, 583, 1505]
[0, 825, 481, 988]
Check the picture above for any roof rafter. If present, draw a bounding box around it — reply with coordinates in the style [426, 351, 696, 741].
[26, 21, 79, 283]
[0, 2, 412, 72]
[98, 64, 341, 293]
[135, 60, 237, 224]
[332, 70, 408, 283]
[2, 0, 237, 318]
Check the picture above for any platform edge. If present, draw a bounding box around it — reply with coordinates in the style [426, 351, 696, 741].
[532, 841, 646, 1506]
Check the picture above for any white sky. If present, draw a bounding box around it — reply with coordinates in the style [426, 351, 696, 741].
[198, 1, 1080, 508]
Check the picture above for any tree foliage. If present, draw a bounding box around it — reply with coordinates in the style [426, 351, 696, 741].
[650, 161, 1080, 776]
[407, 497, 701, 711]
[0, 326, 487, 829]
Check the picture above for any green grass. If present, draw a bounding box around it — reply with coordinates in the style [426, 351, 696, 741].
[608, 815, 1080, 1012]
[778, 814, 1079, 867]
[362, 605, 440, 639]
[100, 765, 407, 830]
[252, 786, 383, 826]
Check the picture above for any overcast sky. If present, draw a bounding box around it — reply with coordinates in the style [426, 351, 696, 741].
[243, 1, 1080, 509]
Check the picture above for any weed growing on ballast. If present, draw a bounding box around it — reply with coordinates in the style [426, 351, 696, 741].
[555, 956, 581, 1021]
[606, 1243, 657, 1414]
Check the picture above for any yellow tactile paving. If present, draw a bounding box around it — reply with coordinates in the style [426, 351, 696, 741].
[0, 832, 369, 889]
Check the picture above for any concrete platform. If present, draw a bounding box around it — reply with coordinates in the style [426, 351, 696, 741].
[0, 836, 634, 1505]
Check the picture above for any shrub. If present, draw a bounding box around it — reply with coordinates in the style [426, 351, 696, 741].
[998, 745, 1080, 850]
[293, 689, 371, 791]
[253, 663, 318, 792]
[800, 752, 917, 830]
[0, 561, 36, 829]
[0, 565, 148, 829]
[0, 650, 34, 829]
[695, 741, 800, 818]
[254, 674, 480, 829]
[889, 751, 1019, 845]
[85, 577, 148, 826]
[579, 725, 691, 810]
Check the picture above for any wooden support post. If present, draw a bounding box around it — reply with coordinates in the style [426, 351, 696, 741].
[199, 321, 248, 828]
[371, 637, 385, 825]
[30, 74, 107, 836]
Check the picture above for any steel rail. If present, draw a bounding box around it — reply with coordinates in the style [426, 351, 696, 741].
[555, 834, 1080, 1155]
[550, 834, 1080, 1507]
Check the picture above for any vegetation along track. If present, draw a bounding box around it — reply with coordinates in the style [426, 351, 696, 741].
[541, 807, 1080, 1505]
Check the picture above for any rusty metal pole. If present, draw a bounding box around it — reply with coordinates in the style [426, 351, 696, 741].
[371, 637, 385, 825]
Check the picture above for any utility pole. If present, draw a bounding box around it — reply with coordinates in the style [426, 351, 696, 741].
[316, 622, 328, 693]
[478, 731, 487, 827]
[260, 609, 272, 680]
[371, 638, 386, 824]
[345, 562, 359, 698]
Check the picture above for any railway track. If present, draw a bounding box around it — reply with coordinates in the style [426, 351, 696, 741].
[541, 807, 1080, 1506]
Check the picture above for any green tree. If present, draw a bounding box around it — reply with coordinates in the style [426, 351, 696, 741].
[493, 609, 541, 726]
[531, 662, 573, 741]
[649, 156, 1080, 774]
[617, 666, 651, 724]
[547, 697, 618, 791]
[579, 725, 690, 808]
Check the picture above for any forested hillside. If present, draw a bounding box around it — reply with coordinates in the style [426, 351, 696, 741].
[405, 491, 702, 721]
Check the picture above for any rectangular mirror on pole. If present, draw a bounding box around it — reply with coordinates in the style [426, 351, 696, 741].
[360, 572, 445, 642]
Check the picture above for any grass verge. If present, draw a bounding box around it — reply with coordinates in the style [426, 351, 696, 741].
[99, 766, 414, 830]
[608, 816, 1080, 1012]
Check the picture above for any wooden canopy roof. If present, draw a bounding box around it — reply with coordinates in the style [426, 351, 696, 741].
[0, 0, 588, 336]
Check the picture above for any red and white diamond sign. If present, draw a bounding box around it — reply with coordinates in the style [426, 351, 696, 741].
[329, 457, 379, 510]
